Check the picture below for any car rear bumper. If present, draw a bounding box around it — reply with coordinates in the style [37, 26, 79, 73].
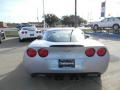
[20, 36, 38, 39]
[19, 34, 40, 40]
[23, 57, 109, 74]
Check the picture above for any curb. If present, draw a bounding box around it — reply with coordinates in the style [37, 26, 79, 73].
[86, 32, 120, 40]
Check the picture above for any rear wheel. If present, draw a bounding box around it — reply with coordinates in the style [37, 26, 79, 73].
[96, 73, 101, 77]
[30, 73, 38, 77]
[19, 38, 23, 42]
[93, 25, 99, 30]
[0, 37, 2, 44]
[112, 24, 119, 30]
[3, 33, 6, 39]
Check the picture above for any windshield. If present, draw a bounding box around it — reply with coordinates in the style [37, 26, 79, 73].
[43, 30, 84, 42]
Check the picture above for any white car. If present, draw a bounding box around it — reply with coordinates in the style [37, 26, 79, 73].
[18, 27, 42, 42]
[91, 17, 120, 31]
[23, 28, 109, 77]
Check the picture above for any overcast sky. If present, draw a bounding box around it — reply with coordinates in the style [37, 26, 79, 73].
[0, 0, 120, 23]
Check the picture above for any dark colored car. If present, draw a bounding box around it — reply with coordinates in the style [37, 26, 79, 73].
[0, 30, 6, 44]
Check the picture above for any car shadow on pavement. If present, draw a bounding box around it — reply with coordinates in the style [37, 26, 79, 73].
[0, 37, 34, 49]
[0, 63, 102, 90]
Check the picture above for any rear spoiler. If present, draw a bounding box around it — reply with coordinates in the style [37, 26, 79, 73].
[50, 45, 83, 47]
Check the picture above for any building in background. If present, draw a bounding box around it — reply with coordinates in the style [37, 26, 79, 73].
[28, 22, 43, 27]
[0, 21, 7, 28]
[101, 1, 106, 18]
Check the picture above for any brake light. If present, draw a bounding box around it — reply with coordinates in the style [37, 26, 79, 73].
[97, 48, 106, 56]
[36, 31, 39, 33]
[22, 31, 24, 34]
[85, 48, 95, 57]
[27, 48, 37, 57]
[38, 48, 48, 57]
[25, 31, 27, 34]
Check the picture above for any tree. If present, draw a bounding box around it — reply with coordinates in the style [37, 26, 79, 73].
[45, 14, 59, 27]
[61, 15, 87, 27]
[61, 16, 71, 26]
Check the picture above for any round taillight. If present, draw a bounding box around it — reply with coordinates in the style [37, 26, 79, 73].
[22, 31, 24, 34]
[97, 48, 106, 56]
[38, 48, 48, 57]
[27, 48, 37, 57]
[25, 31, 27, 34]
[36, 31, 39, 33]
[85, 48, 95, 57]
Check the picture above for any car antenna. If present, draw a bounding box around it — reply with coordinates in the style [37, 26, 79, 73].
[75, 0, 77, 28]
[70, 30, 73, 42]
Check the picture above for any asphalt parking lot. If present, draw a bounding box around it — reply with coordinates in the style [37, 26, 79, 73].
[0, 37, 120, 90]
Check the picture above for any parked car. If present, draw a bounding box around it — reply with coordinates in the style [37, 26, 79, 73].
[23, 28, 110, 77]
[0, 30, 6, 44]
[18, 27, 42, 42]
[90, 17, 120, 31]
[16, 23, 33, 30]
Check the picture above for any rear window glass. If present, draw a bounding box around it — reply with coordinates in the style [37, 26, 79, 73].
[22, 27, 35, 31]
[43, 30, 84, 42]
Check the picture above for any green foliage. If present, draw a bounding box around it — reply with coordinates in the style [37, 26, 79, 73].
[45, 14, 60, 27]
[44, 14, 87, 27]
[61, 15, 87, 27]
[5, 31, 18, 37]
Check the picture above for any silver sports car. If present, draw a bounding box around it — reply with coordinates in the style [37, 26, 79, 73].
[23, 28, 109, 77]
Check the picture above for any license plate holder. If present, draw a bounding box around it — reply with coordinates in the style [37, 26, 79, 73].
[30, 34, 34, 36]
[59, 59, 75, 68]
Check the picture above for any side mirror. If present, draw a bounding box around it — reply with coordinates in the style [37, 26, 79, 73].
[37, 35, 43, 39]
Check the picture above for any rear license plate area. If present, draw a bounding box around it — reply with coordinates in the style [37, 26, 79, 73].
[30, 34, 34, 36]
[59, 59, 75, 68]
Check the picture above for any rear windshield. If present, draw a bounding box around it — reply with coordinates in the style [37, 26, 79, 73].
[43, 30, 84, 42]
[22, 27, 36, 31]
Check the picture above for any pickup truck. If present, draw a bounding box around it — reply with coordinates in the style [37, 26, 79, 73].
[90, 17, 120, 31]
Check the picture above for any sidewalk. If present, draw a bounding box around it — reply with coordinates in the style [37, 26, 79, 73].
[86, 32, 120, 40]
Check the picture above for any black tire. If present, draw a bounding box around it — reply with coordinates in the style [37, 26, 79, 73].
[19, 38, 23, 42]
[3, 34, 6, 39]
[97, 73, 101, 77]
[0, 39, 1, 44]
[112, 24, 119, 30]
[0, 36, 2, 44]
[30, 73, 38, 77]
[93, 25, 99, 30]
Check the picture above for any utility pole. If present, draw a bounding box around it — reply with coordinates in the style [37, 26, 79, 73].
[104, 0, 107, 18]
[75, 0, 77, 28]
[37, 8, 39, 22]
[43, 0, 45, 30]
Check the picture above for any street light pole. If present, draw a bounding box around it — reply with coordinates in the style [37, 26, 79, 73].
[75, 0, 77, 28]
[37, 8, 39, 22]
[43, 0, 45, 30]
[104, 0, 107, 18]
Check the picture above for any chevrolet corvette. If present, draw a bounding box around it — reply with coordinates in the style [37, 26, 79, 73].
[23, 28, 109, 77]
